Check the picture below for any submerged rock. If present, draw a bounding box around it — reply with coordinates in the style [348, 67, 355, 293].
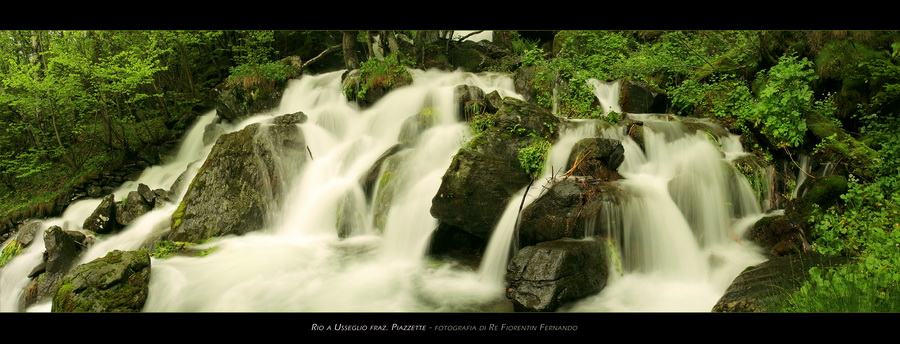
[52, 250, 151, 313]
[506, 239, 608, 312]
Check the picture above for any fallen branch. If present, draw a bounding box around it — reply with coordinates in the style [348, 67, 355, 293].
[563, 149, 592, 181]
[299, 44, 342, 72]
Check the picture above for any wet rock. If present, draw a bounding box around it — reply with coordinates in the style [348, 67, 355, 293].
[20, 226, 90, 310]
[565, 138, 625, 180]
[83, 194, 117, 234]
[431, 98, 560, 242]
[745, 174, 848, 257]
[399, 109, 438, 146]
[116, 191, 150, 228]
[165, 120, 307, 243]
[51, 250, 151, 313]
[272, 111, 308, 125]
[213, 74, 286, 122]
[506, 239, 608, 312]
[619, 79, 668, 114]
[713, 252, 849, 312]
[518, 180, 623, 248]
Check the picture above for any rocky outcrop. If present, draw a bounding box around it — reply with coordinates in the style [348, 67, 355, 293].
[712, 252, 848, 312]
[51, 250, 151, 313]
[431, 98, 560, 243]
[448, 39, 507, 73]
[341, 67, 413, 109]
[20, 225, 91, 311]
[165, 114, 307, 243]
[506, 238, 608, 312]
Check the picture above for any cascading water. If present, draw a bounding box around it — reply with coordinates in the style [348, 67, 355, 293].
[1, 68, 770, 313]
[562, 114, 768, 311]
[141, 70, 531, 311]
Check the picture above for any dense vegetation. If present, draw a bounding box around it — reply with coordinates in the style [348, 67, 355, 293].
[0, 30, 340, 224]
[1, 30, 897, 312]
[516, 30, 899, 312]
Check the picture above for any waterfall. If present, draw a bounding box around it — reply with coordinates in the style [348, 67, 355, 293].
[564, 114, 767, 311]
[478, 120, 599, 285]
[587, 79, 622, 116]
[1, 70, 769, 313]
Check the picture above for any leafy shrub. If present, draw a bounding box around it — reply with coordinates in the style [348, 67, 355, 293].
[351, 53, 413, 99]
[518, 135, 551, 177]
[750, 55, 817, 148]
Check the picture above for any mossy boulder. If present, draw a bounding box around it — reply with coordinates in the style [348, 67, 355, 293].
[213, 74, 286, 122]
[165, 116, 307, 243]
[431, 98, 560, 242]
[745, 174, 849, 257]
[514, 65, 553, 108]
[51, 250, 151, 313]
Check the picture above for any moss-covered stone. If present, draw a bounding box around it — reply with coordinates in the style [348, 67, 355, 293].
[0, 239, 24, 267]
[431, 98, 560, 242]
[165, 118, 307, 244]
[51, 250, 151, 313]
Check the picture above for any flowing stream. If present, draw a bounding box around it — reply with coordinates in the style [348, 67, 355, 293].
[1, 69, 768, 312]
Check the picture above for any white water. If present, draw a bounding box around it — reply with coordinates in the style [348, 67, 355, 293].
[563, 115, 767, 312]
[1, 70, 769, 313]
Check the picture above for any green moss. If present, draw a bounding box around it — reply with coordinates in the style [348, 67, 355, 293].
[0, 239, 24, 267]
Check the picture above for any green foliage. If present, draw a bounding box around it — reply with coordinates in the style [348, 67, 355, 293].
[669, 74, 754, 120]
[468, 111, 499, 138]
[231, 30, 276, 67]
[782, 111, 900, 311]
[750, 55, 817, 148]
[350, 53, 414, 99]
[518, 134, 551, 177]
[0, 240, 24, 267]
[151, 240, 215, 258]
[227, 61, 293, 85]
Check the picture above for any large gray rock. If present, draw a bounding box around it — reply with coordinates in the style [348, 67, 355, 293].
[51, 250, 151, 313]
[115, 190, 151, 228]
[506, 239, 609, 312]
[518, 180, 623, 248]
[165, 117, 307, 243]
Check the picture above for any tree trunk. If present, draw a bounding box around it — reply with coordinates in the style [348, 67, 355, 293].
[342, 31, 360, 70]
